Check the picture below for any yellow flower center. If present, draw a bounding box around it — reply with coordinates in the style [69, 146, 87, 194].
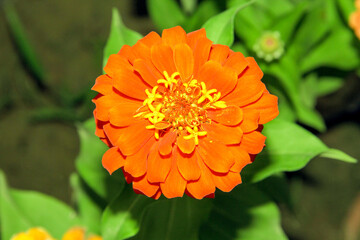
[135, 71, 227, 143]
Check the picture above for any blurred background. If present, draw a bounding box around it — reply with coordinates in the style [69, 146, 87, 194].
[0, 0, 359, 239]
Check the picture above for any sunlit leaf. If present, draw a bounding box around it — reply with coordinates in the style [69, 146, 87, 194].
[320, 148, 357, 163]
[301, 27, 359, 72]
[103, 8, 142, 67]
[200, 184, 287, 240]
[242, 119, 328, 183]
[147, 0, 186, 30]
[70, 174, 104, 235]
[101, 185, 154, 240]
[131, 197, 212, 240]
[75, 119, 125, 201]
[316, 77, 344, 97]
[203, 1, 254, 46]
[0, 170, 79, 239]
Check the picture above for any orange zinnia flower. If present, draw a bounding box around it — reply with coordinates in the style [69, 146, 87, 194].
[350, 10, 360, 39]
[92, 26, 278, 199]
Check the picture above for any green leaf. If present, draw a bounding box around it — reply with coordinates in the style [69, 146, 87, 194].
[242, 119, 328, 183]
[131, 197, 212, 240]
[300, 73, 318, 109]
[147, 0, 186, 30]
[3, 2, 46, 87]
[316, 76, 344, 97]
[70, 174, 104, 235]
[75, 119, 125, 201]
[103, 8, 142, 67]
[101, 185, 154, 240]
[265, 57, 326, 132]
[271, 2, 307, 44]
[200, 184, 287, 240]
[0, 170, 79, 239]
[301, 27, 359, 72]
[203, 1, 255, 46]
[183, 0, 220, 32]
[337, 0, 356, 19]
[320, 148, 357, 163]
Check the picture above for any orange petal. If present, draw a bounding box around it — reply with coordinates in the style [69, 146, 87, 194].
[239, 109, 260, 133]
[198, 138, 235, 173]
[93, 95, 116, 121]
[209, 44, 230, 65]
[158, 131, 177, 156]
[162, 26, 187, 47]
[173, 43, 194, 82]
[139, 31, 162, 47]
[240, 57, 264, 78]
[111, 62, 150, 100]
[102, 147, 126, 175]
[202, 123, 243, 145]
[176, 148, 201, 181]
[147, 143, 172, 183]
[222, 74, 266, 106]
[240, 131, 266, 154]
[224, 52, 248, 76]
[243, 92, 279, 124]
[125, 137, 156, 178]
[207, 105, 243, 126]
[133, 59, 163, 86]
[160, 155, 187, 198]
[228, 146, 251, 172]
[187, 28, 207, 50]
[151, 43, 177, 75]
[103, 120, 153, 156]
[186, 155, 216, 199]
[196, 60, 237, 97]
[133, 174, 160, 198]
[109, 102, 142, 127]
[94, 110, 107, 138]
[211, 171, 242, 192]
[131, 32, 161, 62]
[192, 37, 212, 76]
[176, 135, 196, 154]
[118, 45, 137, 64]
[62, 228, 84, 240]
[104, 54, 129, 76]
[92, 75, 113, 96]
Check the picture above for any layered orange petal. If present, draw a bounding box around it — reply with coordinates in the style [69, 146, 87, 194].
[102, 147, 125, 174]
[174, 43, 194, 82]
[239, 109, 260, 133]
[209, 44, 230, 64]
[133, 59, 163, 86]
[207, 105, 243, 126]
[151, 43, 177, 74]
[198, 138, 235, 173]
[196, 60, 238, 97]
[162, 26, 187, 47]
[176, 148, 201, 181]
[228, 146, 252, 172]
[243, 93, 279, 124]
[92, 75, 113, 96]
[211, 171, 242, 192]
[158, 131, 177, 156]
[103, 121, 153, 156]
[160, 154, 187, 198]
[224, 52, 249, 76]
[186, 155, 216, 199]
[147, 143, 172, 183]
[202, 123, 243, 145]
[192, 37, 212, 75]
[240, 131, 266, 154]
[133, 174, 160, 198]
[177, 135, 196, 154]
[109, 102, 142, 127]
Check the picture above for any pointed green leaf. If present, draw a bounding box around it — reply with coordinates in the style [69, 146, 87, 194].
[242, 119, 328, 183]
[200, 184, 287, 240]
[0, 170, 79, 239]
[131, 197, 212, 240]
[147, 0, 186, 30]
[316, 77, 344, 97]
[101, 185, 154, 240]
[320, 148, 357, 163]
[203, 1, 254, 46]
[70, 174, 104, 235]
[301, 27, 359, 72]
[183, 0, 220, 32]
[103, 8, 142, 67]
[75, 119, 125, 201]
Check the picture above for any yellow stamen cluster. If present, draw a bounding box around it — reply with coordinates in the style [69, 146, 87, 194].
[135, 71, 227, 143]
